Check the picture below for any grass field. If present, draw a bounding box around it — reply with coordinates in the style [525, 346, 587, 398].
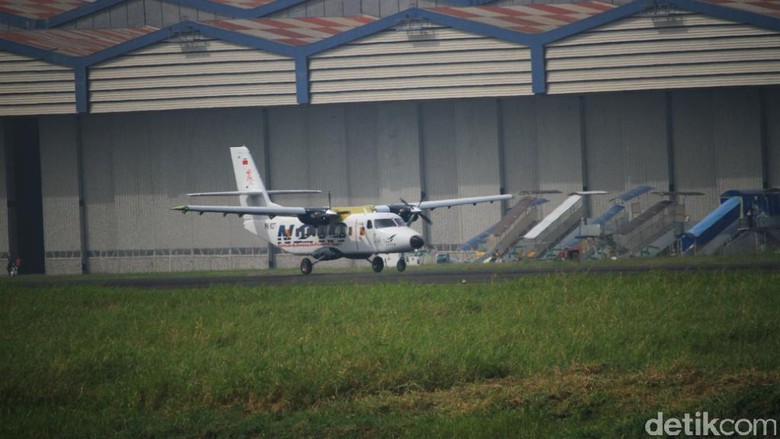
[1, 269, 778, 438]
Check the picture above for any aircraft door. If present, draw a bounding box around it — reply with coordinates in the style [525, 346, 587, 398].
[354, 219, 374, 253]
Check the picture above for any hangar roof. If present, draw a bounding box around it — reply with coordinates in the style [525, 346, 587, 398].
[1, 0, 780, 114]
[703, 0, 780, 17]
[1, 0, 775, 61]
[0, 0, 497, 29]
[0, 0, 306, 29]
[203, 16, 377, 46]
[209, 0, 276, 9]
[0, 0, 88, 20]
[0, 26, 155, 56]
[428, 2, 618, 34]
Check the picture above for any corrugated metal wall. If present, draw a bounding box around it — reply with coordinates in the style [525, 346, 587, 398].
[583, 92, 668, 218]
[5, 85, 773, 273]
[267, 101, 423, 225]
[89, 39, 297, 113]
[0, 121, 8, 259]
[422, 99, 503, 245]
[768, 86, 780, 188]
[671, 88, 763, 221]
[546, 12, 780, 95]
[534, 95, 584, 215]
[0, 52, 75, 116]
[499, 95, 585, 218]
[73, 109, 271, 272]
[309, 26, 532, 104]
[38, 116, 82, 273]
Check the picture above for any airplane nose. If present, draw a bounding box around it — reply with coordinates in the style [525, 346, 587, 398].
[410, 235, 425, 249]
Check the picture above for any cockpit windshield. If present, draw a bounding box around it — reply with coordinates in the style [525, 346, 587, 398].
[374, 218, 402, 228]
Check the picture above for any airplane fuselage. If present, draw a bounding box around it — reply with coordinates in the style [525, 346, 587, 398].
[259, 210, 424, 260]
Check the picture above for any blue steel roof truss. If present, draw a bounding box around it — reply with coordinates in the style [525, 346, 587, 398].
[0, 0, 779, 113]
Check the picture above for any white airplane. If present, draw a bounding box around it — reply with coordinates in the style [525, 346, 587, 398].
[173, 146, 512, 274]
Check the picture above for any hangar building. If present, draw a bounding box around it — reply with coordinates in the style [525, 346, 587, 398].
[1, 0, 779, 274]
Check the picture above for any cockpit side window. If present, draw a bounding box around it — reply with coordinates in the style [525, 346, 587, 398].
[367, 220, 373, 229]
[394, 218, 405, 227]
[374, 219, 397, 228]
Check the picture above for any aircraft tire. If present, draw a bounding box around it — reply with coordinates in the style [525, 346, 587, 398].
[371, 256, 384, 273]
[397, 257, 406, 272]
[300, 258, 313, 275]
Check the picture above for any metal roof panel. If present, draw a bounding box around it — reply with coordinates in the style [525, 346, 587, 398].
[702, 0, 780, 17]
[204, 15, 377, 46]
[428, 2, 618, 34]
[0, 0, 87, 20]
[209, 0, 275, 9]
[0, 26, 157, 57]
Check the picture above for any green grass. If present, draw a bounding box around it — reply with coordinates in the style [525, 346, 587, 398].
[1, 271, 778, 438]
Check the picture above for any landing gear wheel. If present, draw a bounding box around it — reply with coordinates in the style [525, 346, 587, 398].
[397, 257, 407, 272]
[300, 257, 313, 275]
[371, 256, 384, 273]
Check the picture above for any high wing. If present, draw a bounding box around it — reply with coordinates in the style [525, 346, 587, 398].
[172, 204, 308, 216]
[376, 193, 512, 224]
[186, 190, 321, 197]
[417, 194, 512, 210]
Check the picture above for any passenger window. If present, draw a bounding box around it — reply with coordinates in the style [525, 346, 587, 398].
[367, 220, 373, 229]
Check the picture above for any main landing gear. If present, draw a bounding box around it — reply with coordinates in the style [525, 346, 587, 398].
[370, 256, 407, 273]
[300, 257, 313, 275]
[299, 256, 408, 275]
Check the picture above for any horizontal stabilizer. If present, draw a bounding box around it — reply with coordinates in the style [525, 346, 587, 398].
[187, 190, 321, 197]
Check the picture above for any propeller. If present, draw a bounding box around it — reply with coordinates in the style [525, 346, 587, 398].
[399, 196, 432, 226]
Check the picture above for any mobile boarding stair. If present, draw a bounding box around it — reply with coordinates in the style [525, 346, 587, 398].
[483, 197, 549, 259]
[518, 195, 584, 259]
[720, 189, 780, 255]
[680, 197, 741, 255]
[545, 186, 652, 260]
[696, 189, 780, 255]
[459, 197, 548, 260]
[546, 204, 627, 260]
[614, 200, 680, 257]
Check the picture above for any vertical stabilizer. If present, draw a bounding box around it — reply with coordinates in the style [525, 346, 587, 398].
[230, 146, 272, 236]
[230, 146, 272, 207]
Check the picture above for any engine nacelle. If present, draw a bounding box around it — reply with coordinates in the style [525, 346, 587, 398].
[297, 209, 331, 226]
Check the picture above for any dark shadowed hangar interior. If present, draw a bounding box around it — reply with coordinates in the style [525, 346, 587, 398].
[1, 0, 779, 274]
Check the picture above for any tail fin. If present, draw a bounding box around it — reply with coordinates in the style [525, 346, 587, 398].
[230, 146, 273, 207]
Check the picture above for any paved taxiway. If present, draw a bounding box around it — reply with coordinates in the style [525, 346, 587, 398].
[24, 261, 780, 289]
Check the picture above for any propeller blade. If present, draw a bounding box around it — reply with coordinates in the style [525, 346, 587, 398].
[399, 195, 432, 225]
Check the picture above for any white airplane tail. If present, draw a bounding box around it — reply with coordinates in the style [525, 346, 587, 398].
[230, 146, 274, 235]
[185, 146, 319, 236]
[230, 146, 273, 208]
